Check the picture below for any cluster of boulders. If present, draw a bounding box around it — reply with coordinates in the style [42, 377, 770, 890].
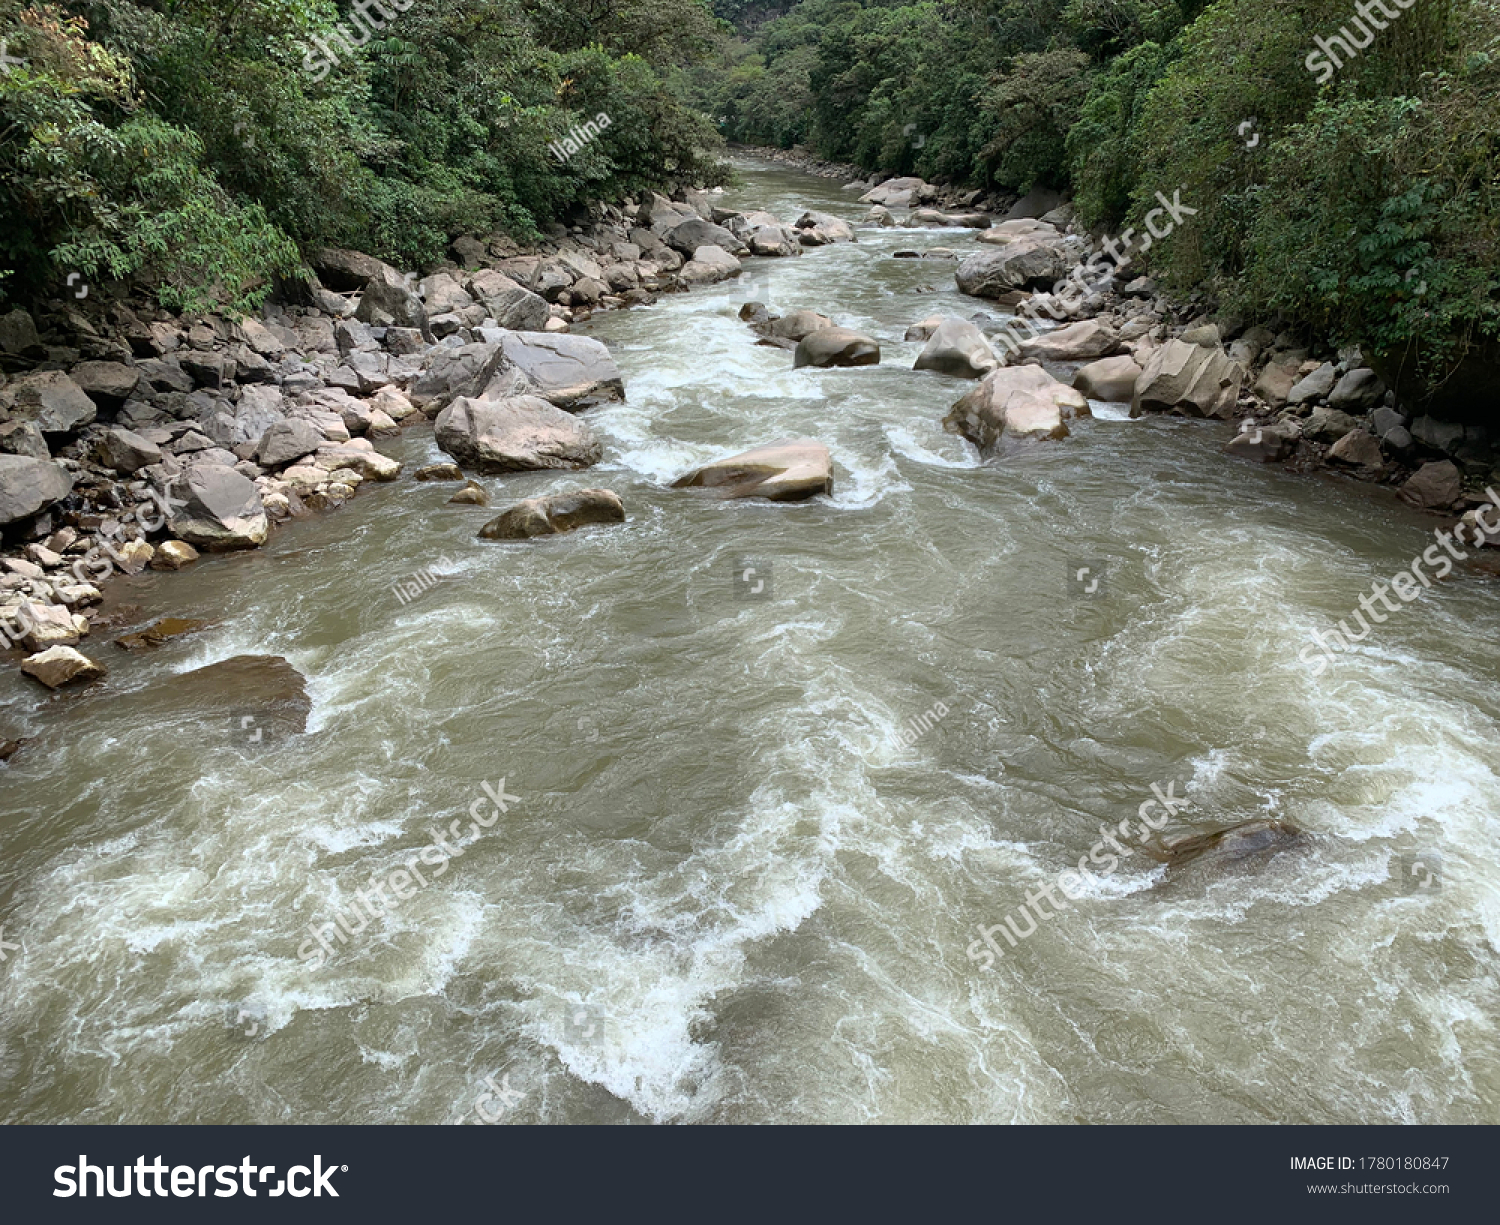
[879, 200, 1500, 527]
[738, 304, 879, 368]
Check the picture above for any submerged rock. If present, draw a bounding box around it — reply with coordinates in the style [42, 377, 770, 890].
[142, 654, 313, 738]
[673, 440, 833, 502]
[1149, 819, 1306, 872]
[114, 617, 211, 652]
[794, 327, 880, 369]
[478, 489, 625, 539]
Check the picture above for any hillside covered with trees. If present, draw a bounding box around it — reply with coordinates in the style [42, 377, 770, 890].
[695, 0, 1500, 390]
[4, 0, 1499, 386]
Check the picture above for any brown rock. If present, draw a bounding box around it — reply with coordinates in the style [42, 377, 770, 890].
[1400, 460, 1463, 511]
[673, 440, 833, 502]
[448, 481, 489, 506]
[478, 489, 626, 539]
[21, 645, 106, 689]
[114, 617, 211, 651]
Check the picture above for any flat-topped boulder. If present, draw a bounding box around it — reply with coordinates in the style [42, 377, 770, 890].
[955, 238, 1071, 298]
[479, 488, 626, 539]
[434, 395, 602, 473]
[859, 176, 926, 208]
[672, 439, 832, 502]
[944, 364, 1090, 450]
[495, 332, 625, 409]
[21, 645, 105, 689]
[976, 219, 1061, 246]
[679, 245, 743, 284]
[794, 327, 880, 369]
[1017, 319, 1122, 362]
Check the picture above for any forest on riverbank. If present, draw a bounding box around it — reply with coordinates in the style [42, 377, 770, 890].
[3, 0, 1498, 387]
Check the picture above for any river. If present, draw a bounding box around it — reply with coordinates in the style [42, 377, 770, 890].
[1, 157, 1497, 1124]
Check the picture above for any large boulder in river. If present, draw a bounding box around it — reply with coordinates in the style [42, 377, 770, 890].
[768, 311, 835, 343]
[1017, 319, 1121, 362]
[794, 211, 856, 245]
[747, 226, 802, 257]
[913, 319, 998, 379]
[434, 395, 602, 473]
[1073, 354, 1143, 402]
[673, 440, 832, 502]
[0, 454, 73, 525]
[168, 463, 269, 551]
[467, 270, 550, 332]
[1130, 339, 1243, 420]
[794, 327, 880, 369]
[479, 488, 625, 540]
[496, 332, 624, 409]
[141, 654, 312, 740]
[955, 239, 1070, 298]
[944, 364, 1090, 450]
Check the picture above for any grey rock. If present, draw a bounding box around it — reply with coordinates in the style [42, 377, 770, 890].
[4, 370, 96, 434]
[1329, 367, 1386, 411]
[433, 396, 602, 473]
[257, 420, 324, 468]
[0, 455, 73, 525]
[492, 332, 625, 409]
[479, 488, 625, 540]
[1287, 363, 1337, 406]
[169, 464, 269, 551]
[97, 427, 164, 474]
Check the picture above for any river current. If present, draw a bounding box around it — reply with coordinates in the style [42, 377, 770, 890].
[1, 159, 1496, 1124]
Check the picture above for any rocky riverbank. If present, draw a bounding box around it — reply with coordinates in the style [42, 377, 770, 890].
[0, 180, 848, 701]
